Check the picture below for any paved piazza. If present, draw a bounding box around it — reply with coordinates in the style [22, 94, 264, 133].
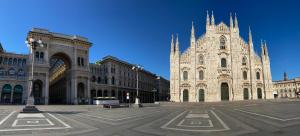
[0, 100, 300, 135]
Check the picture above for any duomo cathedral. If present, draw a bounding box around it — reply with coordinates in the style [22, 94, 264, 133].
[170, 12, 273, 102]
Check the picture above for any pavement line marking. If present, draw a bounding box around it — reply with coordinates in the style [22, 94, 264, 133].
[12, 119, 55, 127]
[235, 109, 286, 121]
[210, 110, 230, 130]
[47, 113, 71, 128]
[11, 120, 18, 127]
[47, 118, 55, 126]
[161, 110, 230, 132]
[0, 111, 15, 125]
[0, 127, 72, 132]
[177, 119, 213, 127]
[285, 117, 300, 121]
[161, 111, 187, 129]
[17, 113, 45, 118]
[80, 110, 162, 121]
[236, 109, 300, 121]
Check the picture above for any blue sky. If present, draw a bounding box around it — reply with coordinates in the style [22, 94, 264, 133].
[0, 0, 299, 80]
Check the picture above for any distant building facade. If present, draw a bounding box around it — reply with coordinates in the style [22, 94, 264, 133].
[0, 44, 28, 104]
[156, 76, 170, 101]
[273, 72, 300, 98]
[90, 56, 168, 103]
[170, 12, 273, 102]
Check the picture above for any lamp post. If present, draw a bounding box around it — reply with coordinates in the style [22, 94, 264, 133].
[22, 38, 43, 113]
[132, 65, 143, 107]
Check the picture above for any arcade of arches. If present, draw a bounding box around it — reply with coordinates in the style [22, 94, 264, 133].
[0, 84, 23, 104]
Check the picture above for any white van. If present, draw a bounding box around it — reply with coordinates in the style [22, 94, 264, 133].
[93, 97, 119, 106]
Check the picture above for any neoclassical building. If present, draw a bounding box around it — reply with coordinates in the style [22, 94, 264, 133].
[0, 44, 28, 104]
[89, 56, 159, 103]
[170, 12, 273, 102]
[26, 28, 92, 105]
[273, 72, 300, 98]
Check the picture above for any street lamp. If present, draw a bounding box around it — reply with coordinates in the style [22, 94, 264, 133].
[22, 38, 44, 113]
[132, 65, 143, 107]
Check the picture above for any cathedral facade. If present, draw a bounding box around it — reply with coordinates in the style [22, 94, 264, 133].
[170, 12, 273, 102]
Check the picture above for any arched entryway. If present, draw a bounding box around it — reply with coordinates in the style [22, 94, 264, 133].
[199, 89, 205, 102]
[183, 89, 189, 102]
[1, 84, 12, 103]
[13, 85, 23, 104]
[243, 88, 249, 100]
[257, 88, 262, 99]
[221, 83, 229, 101]
[33, 80, 43, 104]
[49, 53, 71, 104]
[77, 82, 85, 104]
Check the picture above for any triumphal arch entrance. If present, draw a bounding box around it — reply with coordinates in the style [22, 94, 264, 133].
[26, 28, 92, 105]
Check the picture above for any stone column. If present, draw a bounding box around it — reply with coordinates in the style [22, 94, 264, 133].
[71, 74, 78, 105]
[45, 72, 49, 105]
[87, 78, 91, 104]
[10, 85, 14, 104]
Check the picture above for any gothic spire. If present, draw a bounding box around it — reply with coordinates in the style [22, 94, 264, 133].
[248, 26, 253, 44]
[230, 12, 233, 29]
[211, 11, 215, 26]
[261, 40, 265, 56]
[170, 34, 174, 54]
[175, 33, 180, 53]
[191, 21, 195, 39]
[234, 13, 239, 28]
[206, 10, 210, 26]
[264, 40, 269, 57]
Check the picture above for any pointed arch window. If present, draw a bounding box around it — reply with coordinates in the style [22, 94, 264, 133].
[221, 58, 227, 68]
[220, 36, 226, 49]
[243, 71, 247, 80]
[242, 57, 247, 65]
[199, 70, 204, 80]
[183, 71, 188, 81]
[256, 72, 260, 80]
[198, 55, 204, 65]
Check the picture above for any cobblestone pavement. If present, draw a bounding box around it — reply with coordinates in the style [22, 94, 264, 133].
[0, 100, 300, 136]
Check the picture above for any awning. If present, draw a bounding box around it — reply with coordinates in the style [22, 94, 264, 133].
[2, 84, 12, 93]
[14, 85, 23, 93]
[273, 91, 278, 95]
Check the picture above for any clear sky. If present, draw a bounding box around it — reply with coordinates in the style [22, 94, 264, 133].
[0, 0, 299, 81]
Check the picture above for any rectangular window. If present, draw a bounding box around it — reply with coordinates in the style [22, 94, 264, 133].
[77, 57, 81, 66]
[81, 58, 84, 66]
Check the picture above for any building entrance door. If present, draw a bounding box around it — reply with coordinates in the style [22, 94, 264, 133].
[244, 88, 249, 100]
[221, 83, 229, 101]
[183, 89, 189, 102]
[199, 89, 204, 102]
[257, 88, 262, 99]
